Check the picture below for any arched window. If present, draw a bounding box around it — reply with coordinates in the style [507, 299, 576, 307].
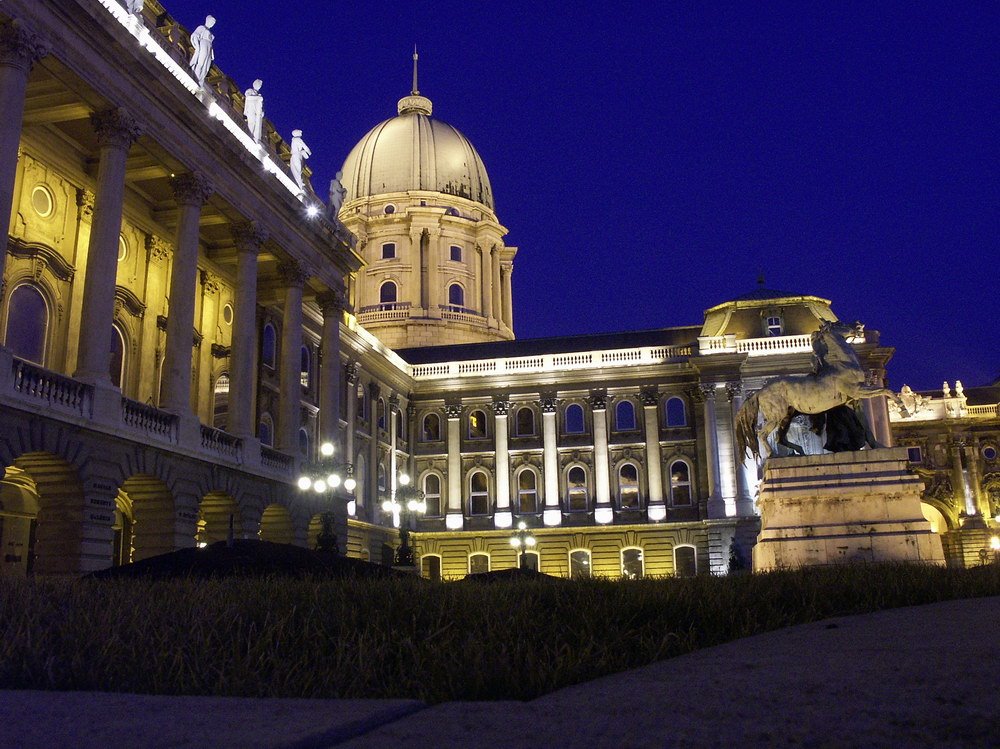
[213, 373, 229, 430]
[622, 548, 644, 579]
[377, 463, 386, 493]
[564, 403, 585, 434]
[567, 466, 588, 511]
[448, 283, 464, 308]
[356, 382, 367, 419]
[421, 554, 442, 581]
[396, 409, 404, 438]
[422, 413, 441, 441]
[674, 545, 697, 577]
[110, 324, 126, 389]
[619, 463, 640, 509]
[469, 471, 490, 515]
[4, 284, 48, 365]
[615, 400, 636, 431]
[379, 281, 397, 306]
[569, 549, 591, 580]
[258, 413, 274, 447]
[669, 460, 692, 505]
[515, 407, 535, 436]
[261, 323, 276, 369]
[298, 427, 310, 458]
[300, 345, 311, 388]
[423, 474, 442, 516]
[469, 552, 490, 574]
[377, 398, 386, 429]
[468, 409, 487, 439]
[516, 469, 538, 514]
[665, 397, 687, 427]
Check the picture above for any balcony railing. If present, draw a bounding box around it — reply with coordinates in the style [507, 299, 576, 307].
[122, 397, 178, 442]
[200, 424, 242, 459]
[439, 305, 485, 324]
[11, 359, 92, 417]
[698, 334, 814, 356]
[261, 445, 295, 472]
[357, 302, 411, 324]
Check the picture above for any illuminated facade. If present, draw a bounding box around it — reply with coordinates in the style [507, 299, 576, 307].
[1, 1, 992, 579]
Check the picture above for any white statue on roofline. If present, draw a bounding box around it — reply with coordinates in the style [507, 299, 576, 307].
[290, 129, 311, 191]
[189, 15, 216, 87]
[243, 79, 264, 142]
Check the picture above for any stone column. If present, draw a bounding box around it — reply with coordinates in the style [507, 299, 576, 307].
[490, 245, 502, 322]
[951, 439, 977, 519]
[227, 222, 266, 438]
[345, 363, 358, 470]
[317, 289, 346, 450]
[698, 383, 726, 518]
[388, 394, 399, 515]
[445, 403, 463, 530]
[501, 263, 514, 329]
[479, 244, 493, 322]
[0, 21, 49, 296]
[366, 381, 379, 517]
[73, 109, 143, 385]
[408, 230, 423, 312]
[540, 396, 561, 526]
[641, 388, 665, 520]
[276, 261, 308, 452]
[492, 398, 512, 528]
[728, 382, 756, 516]
[590, 391, 612, 523]
[965, 441, 990, 519]
[426, 230, 441, 317]
[159, 173, 213, 415]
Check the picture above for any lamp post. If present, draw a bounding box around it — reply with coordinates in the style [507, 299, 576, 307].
[509, 520, 536, 570]
[296, 441, 356, 554]
[382, 472, 426, 566]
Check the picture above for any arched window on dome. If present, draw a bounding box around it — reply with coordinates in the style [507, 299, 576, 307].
[447, 283, 465, 310]
[379, 281, 397, 309]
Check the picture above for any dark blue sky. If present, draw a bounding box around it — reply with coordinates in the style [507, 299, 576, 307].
[164, 0, 998, 391]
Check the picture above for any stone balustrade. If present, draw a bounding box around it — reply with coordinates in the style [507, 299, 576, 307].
[698, 334, 814, 356]
[122, 397, 179, 442]
[10, 358, 93, 417]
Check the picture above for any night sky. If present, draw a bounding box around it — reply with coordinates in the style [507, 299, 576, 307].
[161, 0, 998, 391]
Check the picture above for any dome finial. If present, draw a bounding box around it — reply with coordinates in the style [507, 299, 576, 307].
[412, 45, 419, 96]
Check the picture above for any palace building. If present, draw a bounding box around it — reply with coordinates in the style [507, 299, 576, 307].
[1, 0, 996, 579]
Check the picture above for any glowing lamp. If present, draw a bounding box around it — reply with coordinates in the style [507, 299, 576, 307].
[320, 442, 335, 457]
[313, 480, 327, 493]
[346, 499, 356, 516]
[297, 476, 313, 491]
[306, 204, 320, 218]
[327, 474, 341, 488]
[525, 536, 537, 547]
[990, 536, 1000, 551]
[344, 477, 357, 492]
[510, 537, 521, 548]
[399, 472, 411, 486]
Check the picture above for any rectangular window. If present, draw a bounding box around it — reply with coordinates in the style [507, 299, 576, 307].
[766, 316, 783, 336]
[450, 245, 462, 262]
[906, 446, 923, 463]
[381, 242, 396, 259]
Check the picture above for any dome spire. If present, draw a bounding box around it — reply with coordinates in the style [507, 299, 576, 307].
[398, 47, 433, 116]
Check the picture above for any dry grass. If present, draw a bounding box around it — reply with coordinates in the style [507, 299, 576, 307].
[2, 563, 998, 702]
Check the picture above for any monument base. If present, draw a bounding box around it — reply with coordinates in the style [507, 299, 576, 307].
[753, 447, 944, 571]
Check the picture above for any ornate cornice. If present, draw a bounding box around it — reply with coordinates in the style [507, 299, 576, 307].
[211, 343, 231, 359]
[0, 20, 50, 72]
[316, 289, 348, 316]
[276, 259, 309, 287]
[231, 221, 268, 253]
[6, 238, 75, 282]
[170, 172, 213, 207]
[114, 285, 146, 319]
[145, 234, 171, 263]
[90, 108, 143, 150]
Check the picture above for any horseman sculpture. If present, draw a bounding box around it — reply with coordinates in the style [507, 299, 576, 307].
[734, 320, 909, 461]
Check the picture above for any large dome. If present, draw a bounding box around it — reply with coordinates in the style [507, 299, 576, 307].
[339, 92, 495, 211]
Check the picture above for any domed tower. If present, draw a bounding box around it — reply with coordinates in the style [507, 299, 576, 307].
[338, 52, 517, 349]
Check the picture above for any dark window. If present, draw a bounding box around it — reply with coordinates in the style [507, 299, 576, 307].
[300, 345, 311, 388]
[675, 546, 697, 577]
[669, 460, 692, 505]
[515, 407, 535, 436]
[615, 400, 636, 431]
[468, 409, 487, 439]
[448, 284, 464, 307]
[766, 316, 783, 336]
[298, 428, 309, 457]
[619, 463, 640, 509]
[5, 284, 47, 364]
[258, 416, 273, 447]
[262, 323, 276, 369]
[110, 325, 126, 388]
[422, 413, 441, 441]
[665, 397, 686, 427]
[565, 403, 585, 434]
[356, 383, 367, 419]
[213, 373, 229, 430]
[421, 555, 442, 581]
[423, 474, 441, 515]
[907, 446, 923, 463]
[622, 548, 644, 579]
[567, 466, 588, 511]
[377, 398, 386, 429]
[379, 281, 397, 305]
[450, 245, 462, 262]
[469, 471, 490, 515]
[569, 550, 591, 580]
[469, 553, 489, 575]
[381, 242, 396, 259]
[517, 470, 538, 514]
[520, 551, 539, 571]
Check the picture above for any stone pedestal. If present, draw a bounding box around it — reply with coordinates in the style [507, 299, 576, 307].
[753, 448, 944, 571]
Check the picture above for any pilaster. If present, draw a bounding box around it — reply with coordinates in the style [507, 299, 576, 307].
[540, 395, 560, 526]
[492, 397, 512, 528]
[228, 221, 267, 438]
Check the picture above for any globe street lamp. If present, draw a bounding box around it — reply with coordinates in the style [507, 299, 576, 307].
[382, 472, 426, 566]
[296, 441, 355, 553]
[509, 520, 536, 570]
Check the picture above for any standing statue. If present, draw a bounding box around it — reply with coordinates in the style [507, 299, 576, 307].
[189, 15, 216, 87]
[328, 170, 347, 218]
[243, 79, 264, 142]
[735, 320, 909, 461]
[125, 0, 144, 15]
[289, 129, 311, 191]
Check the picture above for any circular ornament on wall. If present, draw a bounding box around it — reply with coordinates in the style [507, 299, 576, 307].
[31, 185, 54, 218]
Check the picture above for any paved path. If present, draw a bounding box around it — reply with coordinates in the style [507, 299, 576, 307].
[4, 597, 998, 748]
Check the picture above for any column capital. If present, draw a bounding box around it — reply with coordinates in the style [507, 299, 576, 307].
[388, 394, 400, 413]
[406, 402, 417, 419]
[639, 387, 659, 407]
[346, 362, 360, 385]
[491, 397, 512, 416]
[691, 383, 717, 403]
[725, 381, 742, 402]
[444, 402, 463, 420]
[145, 234, 171, 263]
[170, 172, 213, 206]
[76, 188, 95, 220]
[588, 390, 608, 411]
[538, 396, 558, 413]
[200, 270, 221, 295]
[0, 20, 50, 72]
[231, 221, 268, 253]
[316, 289, 349, 317]
[91, 107, 143, 150]
[368, 381, 381, 400]
[276, 259, 309, 287]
